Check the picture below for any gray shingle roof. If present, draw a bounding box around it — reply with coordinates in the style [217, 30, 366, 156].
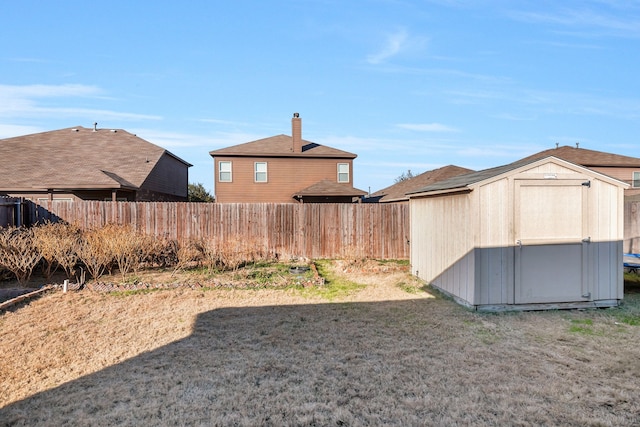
[520, 145, 640, 167]
[209, 134, 357, 158]
[407, 158, 547, 195]
[0, 126, 191, 191]
[409, 152, 632, 196]
[370, 165, 474, 202]
[293, 179, 367, 197]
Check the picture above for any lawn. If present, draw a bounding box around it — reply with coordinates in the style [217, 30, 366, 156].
[1, 261, 640, 426]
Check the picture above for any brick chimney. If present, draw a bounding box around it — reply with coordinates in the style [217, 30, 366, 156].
[292, 112, 302, 153]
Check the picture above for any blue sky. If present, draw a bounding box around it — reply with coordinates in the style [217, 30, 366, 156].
[1, 1, 639, 195]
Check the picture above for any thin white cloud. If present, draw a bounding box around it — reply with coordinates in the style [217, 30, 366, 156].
[510, 5, 640, 38]
[134, 129, 265, 150]
[396, 123, 460, 132]
[318, 135, 394, 152]
[0, 83, 101, 98]
[357, 160, 445, 174]
[6, 57, 49, 63]
[489, 112, 537, 121]
[196, 118, 249, 126]
[0, 124, 44, 139]
[367, 29, 409, 64]
[42, 107, 160, 121]
[0, 83, 161, 121]
[445, 86, 640, 120]
[366, 29, 427, 64]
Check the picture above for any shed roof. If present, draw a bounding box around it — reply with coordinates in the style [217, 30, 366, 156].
[209, 135, 357, 159]
[408, 156, 629, 197]
[370, 165, 474, 202]
[0, 126, 191, 191]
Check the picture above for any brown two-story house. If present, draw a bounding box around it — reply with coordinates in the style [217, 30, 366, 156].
[209, 114, 367, 203]
[520, 144, 640, 200]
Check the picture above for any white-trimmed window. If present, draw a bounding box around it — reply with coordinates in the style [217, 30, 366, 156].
[219, 161, 232, 182]
[337, 163, 350, 183]
[633, 171, 640, 188]
[255, 162, 267, 182]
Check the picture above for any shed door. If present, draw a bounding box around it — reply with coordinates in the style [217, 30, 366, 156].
[514, 179, 590, 304]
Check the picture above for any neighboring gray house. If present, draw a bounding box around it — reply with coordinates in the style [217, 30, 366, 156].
[0, 125, 192, 202]
[409, 156, 628, 311]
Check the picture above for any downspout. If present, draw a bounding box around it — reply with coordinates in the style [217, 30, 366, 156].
[15, 198, 22, 227]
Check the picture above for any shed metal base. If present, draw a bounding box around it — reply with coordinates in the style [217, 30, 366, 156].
[430, 285, 620, 312]
[474, 299, 620, 312]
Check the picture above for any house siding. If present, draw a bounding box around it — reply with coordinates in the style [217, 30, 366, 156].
[1, 190, 136, 202]
[588, 166, 640, 197]
[138, 154, 189, 201]
[214, 156, 355, 203]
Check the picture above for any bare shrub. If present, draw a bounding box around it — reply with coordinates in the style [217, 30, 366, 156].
[99, 223, 160, 281]
[217, 237, 247, 272]
[0, 227, 43, 286]
[76, 227, 114, 281]
[202, 234, 270, 273]
[32, 221, 81, 280]
[171, 239, 205, 276]
[0, 266, 13, 281]
[144, 236, 178, 268]
[340, 243, 368, 269]
[199, 238, 219, 274]
[52, 223, 82, 280]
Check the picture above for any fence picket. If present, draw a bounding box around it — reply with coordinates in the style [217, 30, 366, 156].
[23, 201, 410, 259]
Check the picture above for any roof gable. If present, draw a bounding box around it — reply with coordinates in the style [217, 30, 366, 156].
[209, 134, 357, 159]
[520, 145, 640, 167]
[370, 165, 474, 202]
[294, 179, 367, 197]
[0, 126, 191, 191]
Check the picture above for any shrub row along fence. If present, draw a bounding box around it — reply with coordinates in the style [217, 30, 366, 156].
[28, 201, 410, 260]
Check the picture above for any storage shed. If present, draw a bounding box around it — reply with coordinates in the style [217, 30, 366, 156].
[409, 156, 629, 311]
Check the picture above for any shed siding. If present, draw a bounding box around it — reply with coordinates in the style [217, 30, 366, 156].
[411, 157, 626, 310]
[476, 178, 512, 305]
[588, 241, 623, 300]
[478, 177, 511, 247]
[411, 192, 475, 304]
[588, 180, 625, 301]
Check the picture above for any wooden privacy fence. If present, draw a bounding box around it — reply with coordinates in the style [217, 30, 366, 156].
[0, 197, 26, 227]
[30, 201, 410, 260]
[625, 200, 640, 254]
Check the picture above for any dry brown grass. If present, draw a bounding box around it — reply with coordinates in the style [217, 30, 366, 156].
[1, 262, 640, 426]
